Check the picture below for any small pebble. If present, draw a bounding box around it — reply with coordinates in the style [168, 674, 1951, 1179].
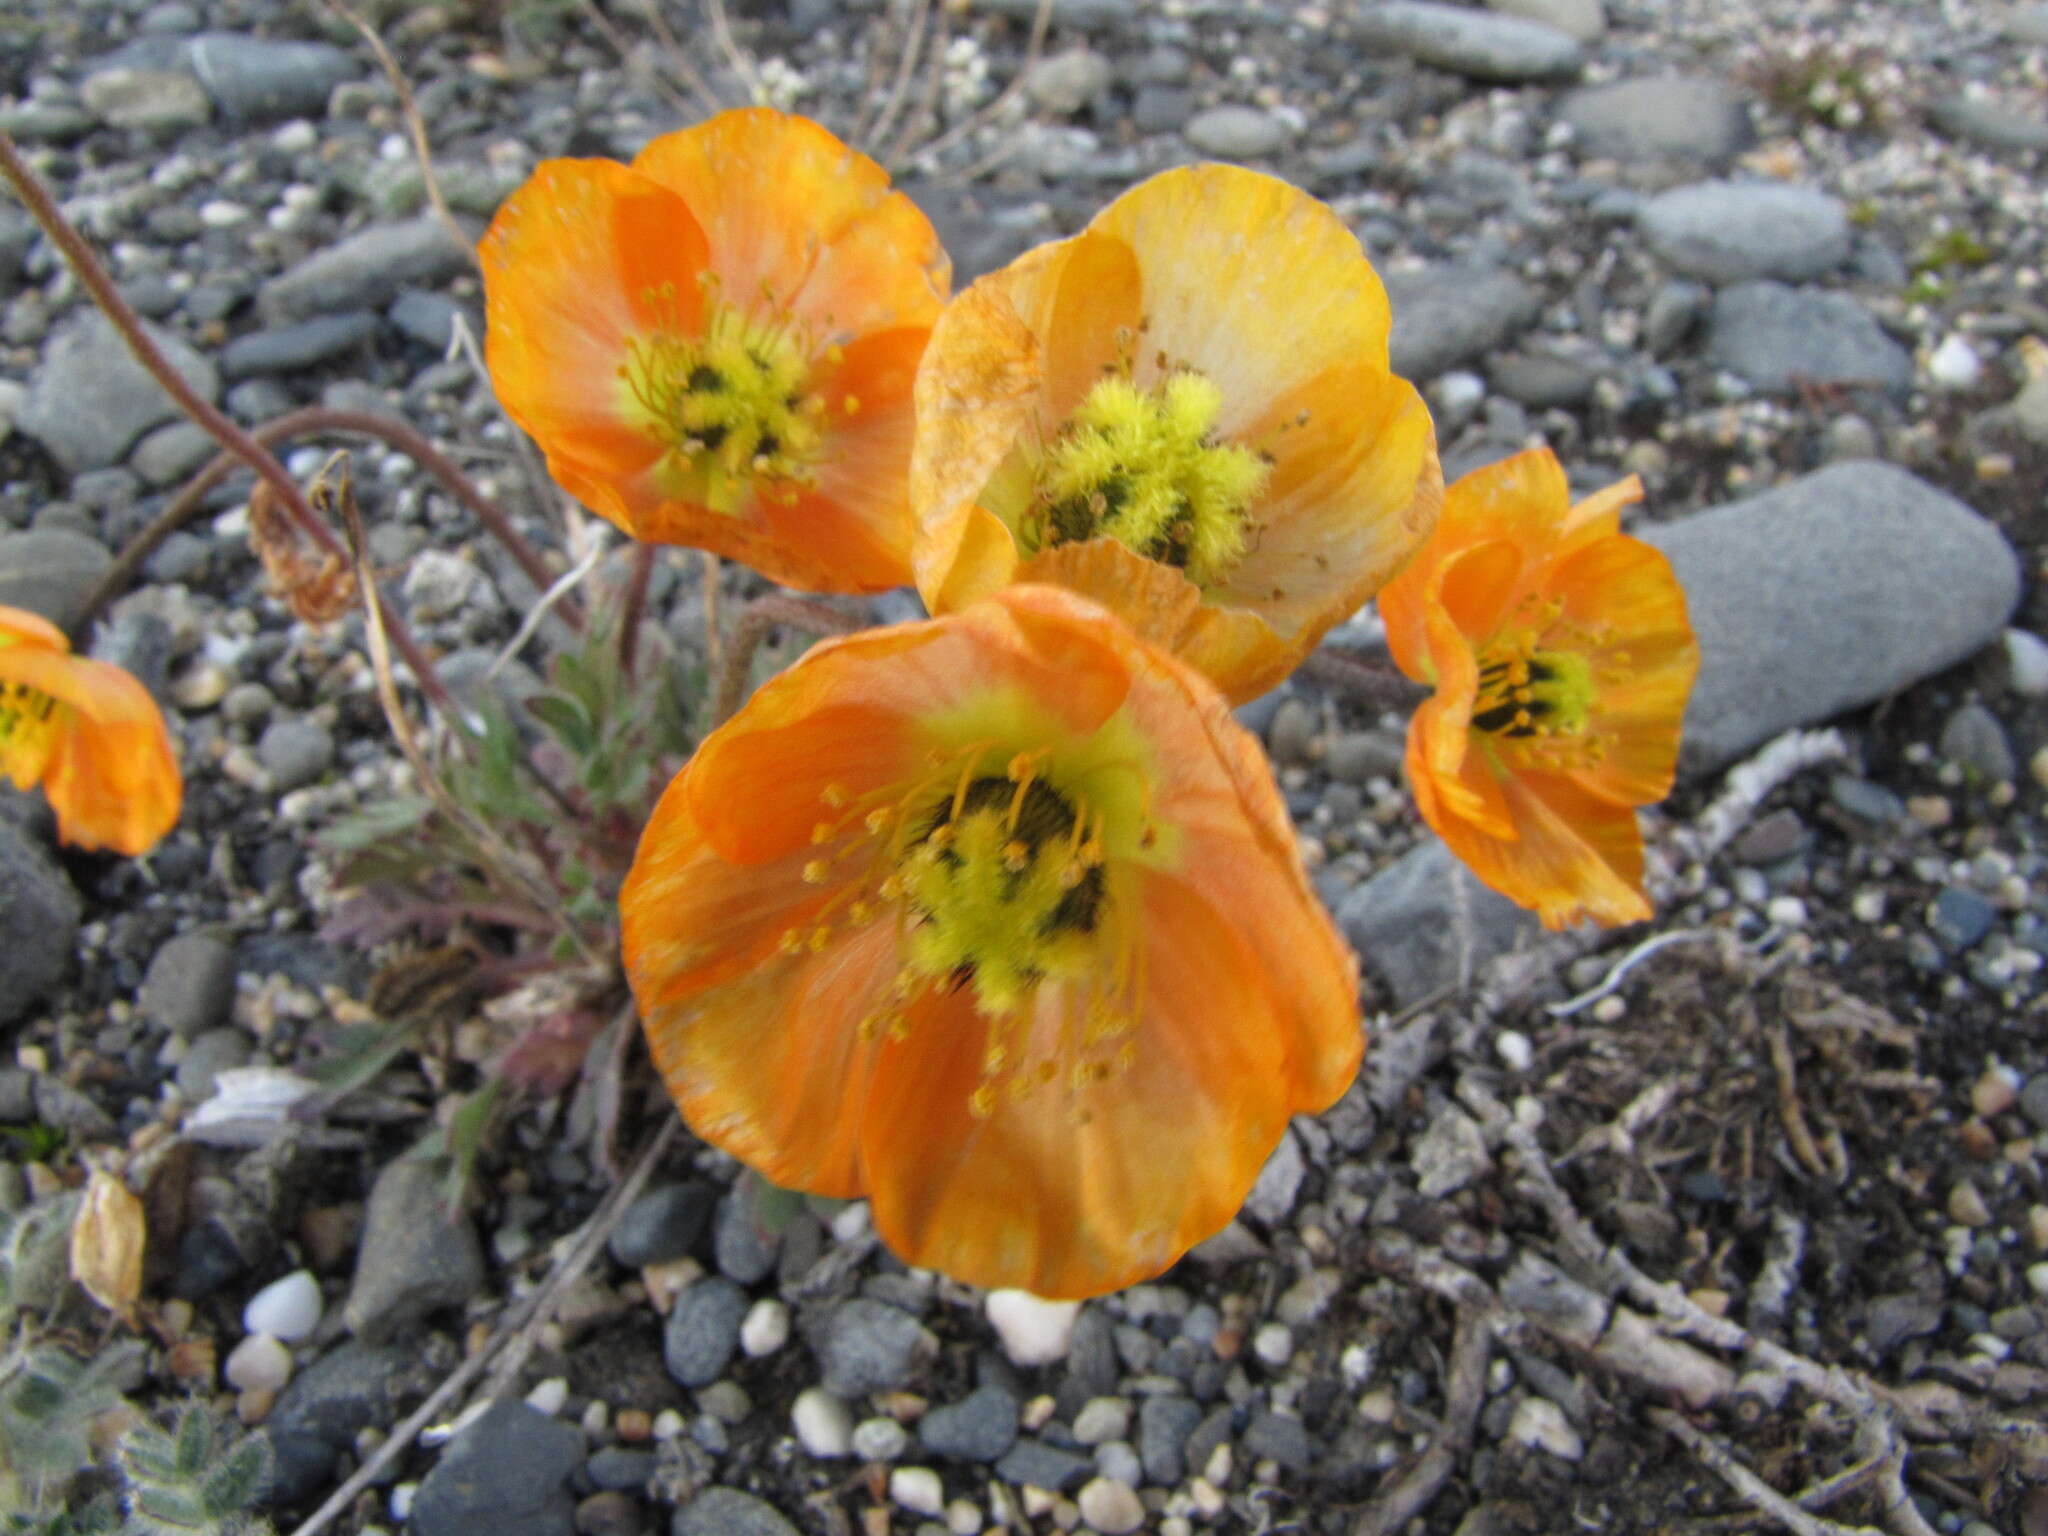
[1949, 1182, 1993, 1228]
[794, 1389, 854, 1458]
[615, 1408, 651, 1443]
[1495, 1031, 1533, 1072]
[1591, 995, 1626, 1023]
[2028, 1263, 2048, 1299]
[650, 1408, 685, 1441]
[1508, 1397, 1584, 1460]
[1251, 1322, 1293, 1367]
[525, 1376, 569, 1416]
[1973, 1067, 2021, 1120]
[223, 1333, 292, 1395]
[853, 1416, 909, 1462]
[946, 1498, 982, 1535]
[1906, 795, 1952, 828]
[242, 1269, 322, 1342]
[1071, 1397, 1129, 1446]
[889, 1467, 945, 1517]
[740, 1297, 789, 1358]
[986, 1290, 1081, 1367]
[1076, 1477, 1146, 1536]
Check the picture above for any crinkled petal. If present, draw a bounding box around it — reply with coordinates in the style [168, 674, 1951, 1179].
[0, 647, 180, 855]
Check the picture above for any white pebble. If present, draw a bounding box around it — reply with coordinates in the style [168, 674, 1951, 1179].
[1508, 1396, 1584, 1460]
[1495, 1030, 1533, 1072]
[890, 1466, 945, 1517]
[2027, 1263, 2048, 1300]
[524, 1377, 568, 1416]
[1928, 333, 1982, 389]
[792, 1387, 853, 1458]
[224, 1333, 293, 1395]
[1852, 889, 1887, 923]
[242, 1269, 322, 1343]
[1251, 1322, 1293, 1367]
[198, 199, 248, 228]
[1076, 1477, 1145, 1536]
[986, 1289, 1082, 1367]
[1765, 895, 1808, 927]
[1070, 1397, 1130, 1446]
[829, 1201, 872, 1242]
[1591, 994, 1627, 1024]
[271, 119, 318, 152]
[740, 1297, 789, 1358]
[2005, 628, 2048, 697]
[945, 1497, 983, 1535]
[1433, 370, 1486, 416]
[387, 1483, 417, 1522]
[651, 1407, 686, 1441]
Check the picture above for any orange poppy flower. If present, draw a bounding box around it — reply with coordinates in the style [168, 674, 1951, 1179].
[480, 109, 950, 593]
[1377, 449, 1698, 929]
[621, 585, 1359, 1298]
[909, 164, 1441, 703]
[0, 606, 181, 856]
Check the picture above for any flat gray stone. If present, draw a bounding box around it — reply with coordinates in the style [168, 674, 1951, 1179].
[1638, 181, 1850, 284]
[1386, 264, 1542, 380]
[130, 421, 220, 488]
[0, 822, 79, 1025]
[259, 217, 470, 323]
[220, 312, 379, 378]
[20, 313, 221, 473]
[1640, 463, 2021, 775]
[814, 1298, 929, 1398]
[186, 33, 357, 121]
[672, 1489, 799, 1536]
[1184, 104, 1288, 159]
[257, 1340, 414, 1504]
[141, 930, 237, 1037]
[342, 1157, 485, 1343]
[81, 66, 212, 130]
[1335, 841, 1539, 1008]
[1929, 94, 2048, 154]
[663, 1277, 746, 1389]
[1702, 281, 1912, 394]
[1486, 0, 1603, 42]
[410, 1399, 582, 1536]
[0, 530, 114, 630]
[1353, 1, 1584, 82]
[1559, 76, 1753, 166]
[918, 1384, 1019, 1463]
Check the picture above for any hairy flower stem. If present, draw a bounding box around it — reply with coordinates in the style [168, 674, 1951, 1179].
[617, 542, 656, 679]
[1299, 648, 1433, 713]
[708, 593, 865, 728]
[0, 135, 455, 711]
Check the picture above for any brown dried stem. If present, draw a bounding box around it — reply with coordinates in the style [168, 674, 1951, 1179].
[617, 541, 656, 679]
[1299, 648, 1431, 714]
[913, 0, 1054, 169]
[1650, 1408, 1885, 1536]
[865, 0, 933, 155]
[708, 593, 865, 728]
[0, 137, 456, 708]
[324, 1, 470, 263]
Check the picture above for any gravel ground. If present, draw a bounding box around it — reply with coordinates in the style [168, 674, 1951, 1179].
[4, 1, 2048, 1533]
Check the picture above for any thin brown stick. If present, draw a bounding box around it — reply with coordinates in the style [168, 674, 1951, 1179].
[887, 0, 952, 167]
[631, 0, 726, 115]
[74, 406, 580, 635]
[617, 542, 656, 679]
[700, 552, 723, 682]
[285, 1117, 678, 1536]
[325, 1, 471, 264]
[703, 0, 761, 103]
[866, 0, 933, 156]
[709, 593, 865, 728]
[1299, 649, 1432, 714]
[1350, 1306, 1492, 1536]
[1651, 1409, 1883, 1536]
[1767, 1017, 1831, 1180]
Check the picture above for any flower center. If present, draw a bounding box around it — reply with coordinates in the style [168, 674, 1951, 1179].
[1470, 597, 1624, 773]
[620, 290, 827, 514]
[0, 680, 60, 783]
[1022, 371, 1269, 589]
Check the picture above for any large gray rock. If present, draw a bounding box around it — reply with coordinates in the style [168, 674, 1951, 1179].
[0, 822, 80, 1025]
[342, 1157, 485, 1343]
[1386, 264, 1542, 380]
[1559, 76, 1754, 166]
[1638, 181, 1851, 284]
[259, 218, 471, 323]
[1928, 95, 2048, 154]
[80, 67, 212, 130]
[186, 34, 357, 121]
[1702, 282, 1912, 395]
[19, 313, 221, 473]
[673, 1489, 800, 1536]
[409, 1400, 582, 1536]
[1641, 463, 2021, 775]
[1486, 0, 1603, 42]
[1335, 841, 1539, 1008]
[1353, 1, 1584, 82]
[0, 530, 114, 630]
[256, 1340, 414, 1505]
[140, 930, 237, 1038]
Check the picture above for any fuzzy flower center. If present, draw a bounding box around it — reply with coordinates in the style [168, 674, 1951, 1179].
[1471, 596, 1627, 772]
[0, 680, 60, 783]
[1023, 372, 1269, 589]
[620, 289, 827, 514]
[783, 704, 1166, 1122]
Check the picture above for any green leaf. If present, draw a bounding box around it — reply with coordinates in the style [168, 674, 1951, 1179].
[525, 693, 596, 757]
[318, 796, 435, 852]
[305, 1022, 416, 1093]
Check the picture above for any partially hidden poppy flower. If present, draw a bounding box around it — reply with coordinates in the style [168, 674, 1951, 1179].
[909, 164, 1441, 703]
[481, 109, 951, 593]
[621, 585, 1359, 1298]
[0, 606, 181, 856]
[1377, 449, 1699, 929]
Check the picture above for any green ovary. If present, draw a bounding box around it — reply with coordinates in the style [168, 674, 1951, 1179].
[1025, 371, 1268, 589]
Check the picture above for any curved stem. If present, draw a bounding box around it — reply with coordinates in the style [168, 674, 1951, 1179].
[709, 593, 865, 728]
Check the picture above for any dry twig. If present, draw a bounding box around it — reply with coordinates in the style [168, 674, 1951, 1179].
[709, 593, 866, 728]
[1351, 1306, 1493, 1536]
[1651, 1407, 1886, 1536]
